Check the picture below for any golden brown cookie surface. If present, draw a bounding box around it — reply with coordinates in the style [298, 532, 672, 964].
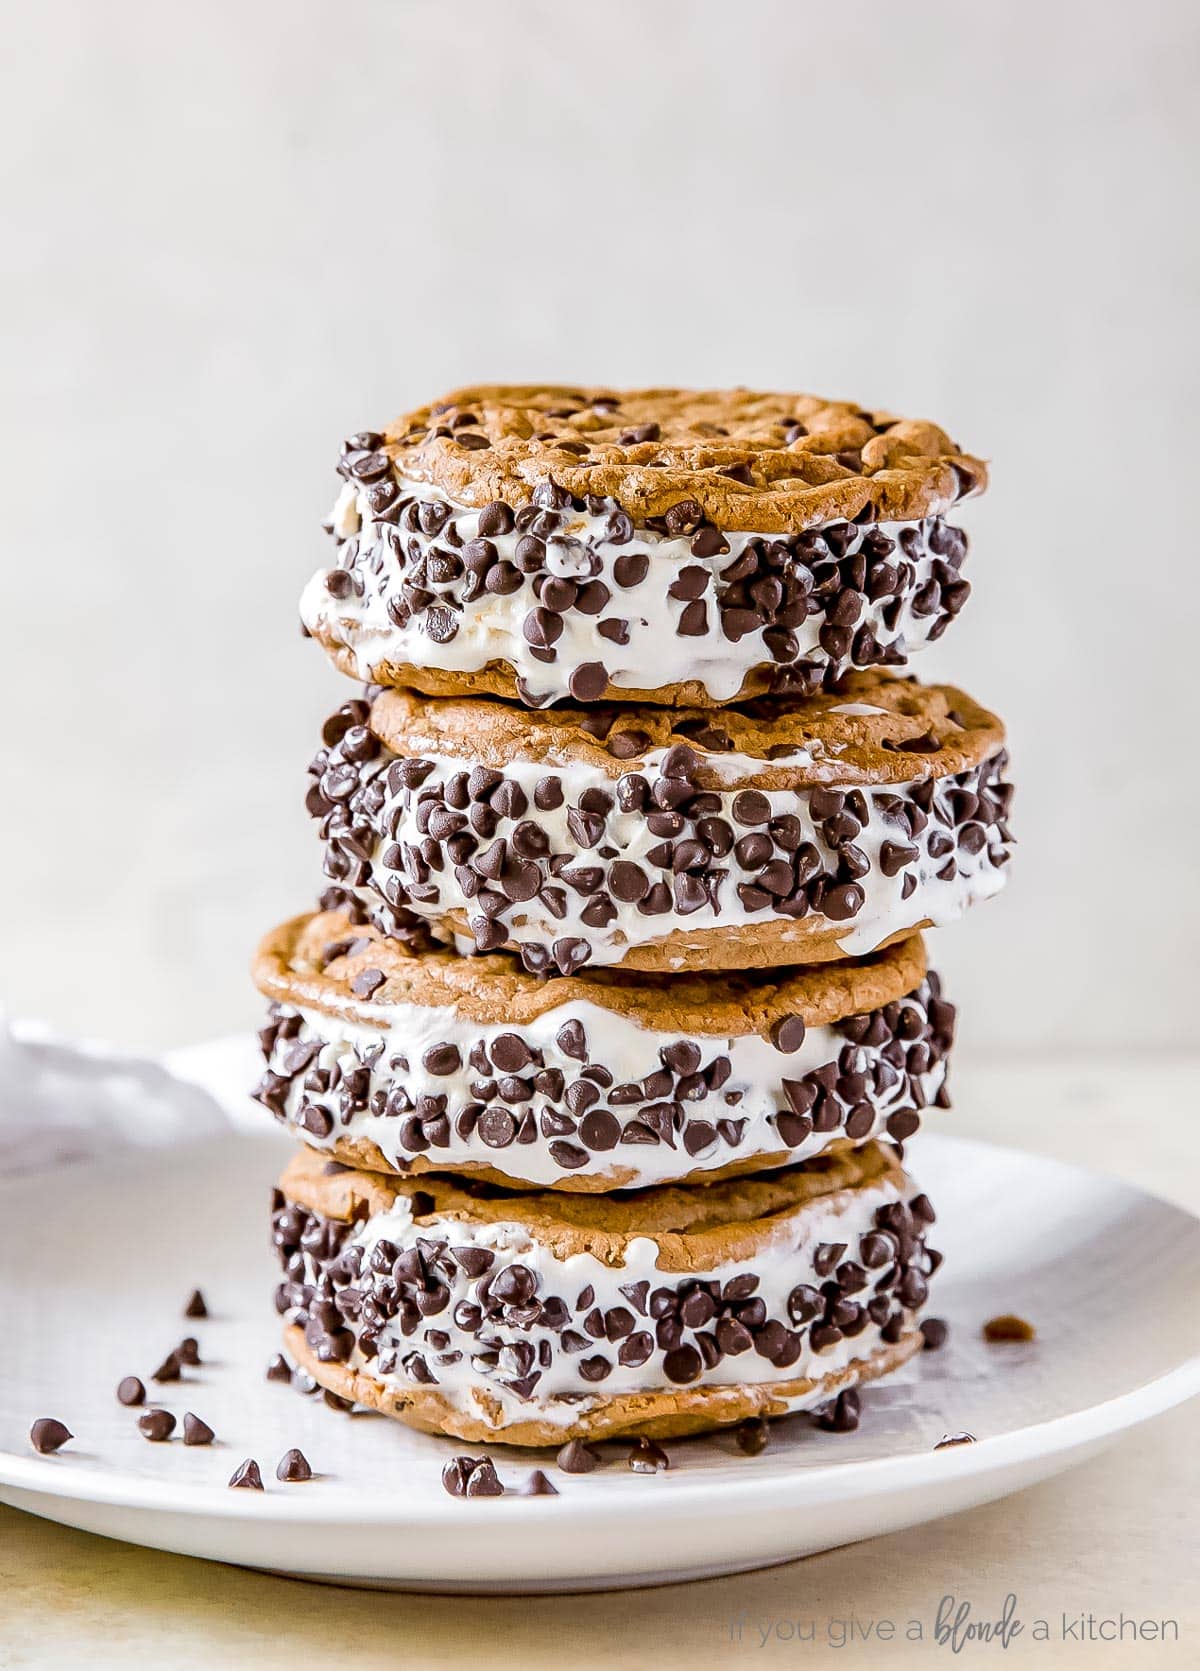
[256, 908, 929, 1031]
[368, 671, 1004, 789]
[380, 385, 986, 532]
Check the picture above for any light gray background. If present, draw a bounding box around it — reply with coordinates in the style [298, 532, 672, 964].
[2, 0, 1197, 1056]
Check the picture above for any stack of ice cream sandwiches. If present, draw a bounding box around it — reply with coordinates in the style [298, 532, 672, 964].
[255, 386, 1012, 1447]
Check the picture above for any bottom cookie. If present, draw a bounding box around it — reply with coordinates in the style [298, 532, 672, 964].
[272, 1142, 939, 1445]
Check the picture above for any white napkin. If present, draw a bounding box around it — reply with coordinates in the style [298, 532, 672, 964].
[0, 1012, 242, 1175]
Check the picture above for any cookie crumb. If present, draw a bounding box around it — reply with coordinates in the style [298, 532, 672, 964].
[983, 1313, 1035, 1343]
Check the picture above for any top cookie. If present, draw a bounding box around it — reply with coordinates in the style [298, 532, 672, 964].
[300, 384, 985, 708]
[377, 386, 986, 531]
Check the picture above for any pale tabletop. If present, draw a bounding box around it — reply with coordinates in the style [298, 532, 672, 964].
[2, 1060, 1198, 1670]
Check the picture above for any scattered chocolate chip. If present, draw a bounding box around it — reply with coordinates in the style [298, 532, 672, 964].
[138, 1409, 176, 1442]
[116, 1376, 146, 1407]
[628, 1438, 670, 1474]
[266, 1354, 293, 1384]
[735, 1418, 769, 1455]
[177, 1337, 201, 1367]
[920, 1317, 949, 1351]
[152, 1351, 183, 1383]
[557, 1438, 599, 1473]
[982, 1314, 1035, 1343]
[184, 1289, 208, 1319]
[228, 1458, 264, 1489]
[522, 1469, 559, 1496]
[935, 1432, 977, 1450]
[442, 1454, 504, 1497]
[815, 1388, 861, 1433]
[276, 1447, 313, 1482]
[183, 1412, 215, 1446]
[29, 1418, 72, 1455]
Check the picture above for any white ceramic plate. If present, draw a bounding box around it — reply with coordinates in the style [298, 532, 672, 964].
[2, 1095, 1199, 1592]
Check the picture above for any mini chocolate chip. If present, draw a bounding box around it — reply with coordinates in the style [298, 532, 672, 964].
[608, 729, 649, 760]
[350, 968, 386, 999]
[184, 1289, 208, 1318]
[422, 1043, 462, 1076]
[152, 1351, 183, 1383]
[183, 1412, 215, 1446]
[522, 1468, 559, 1496]
[628, 1438, 670, 1474]
[265, 1354, 293, 1384]
[660, 743, 698, 780]
[569, 663, 609, 701]
[613, 552, 649, 587]
[29, 1418, 72, 1455]
[887, 1109, 921, 1141]
[138, 1409, 176, 1442]
[228, 1458, 264, 1489]
[732, 790, 771, 825]
[116, 1376, 145, 1406]
[276, 1447, 313, 1481]
[489, 1033, 533, 1073]
[608, 860, 648, 902]
[982, 1314, 1036, 1343]
[920, 1317, 950, 1351]
[823, 883, 866, 921]
[769, 1014, 806, 1052]
[663, 1344, 703, 1384]
[477, 501, 514, 537]
[465, 1457, 505, 1497]
[557, 1438, 599, 1473]
[478, 1107, 517, 1147]
[579, 1109, 621, 1151]
[735, 1417, 769, 1455]
[815, 1389, 861, 1433]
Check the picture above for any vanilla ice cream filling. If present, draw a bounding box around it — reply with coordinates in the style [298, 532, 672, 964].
[301, 477, 966, 703]
[321, 745, 1010, 967]
[278, 1171, 935, 1430]
[260, 979, 949, 1187]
